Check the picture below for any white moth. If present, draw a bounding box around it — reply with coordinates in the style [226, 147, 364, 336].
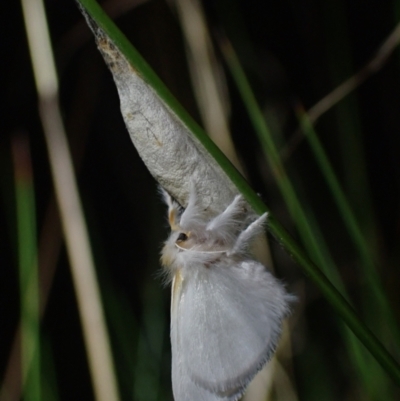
[161, 185, 294, 401]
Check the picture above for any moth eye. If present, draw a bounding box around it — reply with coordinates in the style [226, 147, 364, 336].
[176, 232, 188, 242]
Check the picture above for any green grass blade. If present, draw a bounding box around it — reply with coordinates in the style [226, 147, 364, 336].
[219, 39, 400, 386]
[221, 37, 393, 396]
[300, 204, 392, 399]
[12, 136, 41, 401]
[76, 0, 400, 386]
[297, 108, 400, 346]
[41, 335, 60, 401]
[219, 39, 330, 271]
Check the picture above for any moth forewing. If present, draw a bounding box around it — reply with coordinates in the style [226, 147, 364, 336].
[180, 260, 290, 396]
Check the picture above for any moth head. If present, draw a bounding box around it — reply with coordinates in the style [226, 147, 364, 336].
[160, 185, 226, 267]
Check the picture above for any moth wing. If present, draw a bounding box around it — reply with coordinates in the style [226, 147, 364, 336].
[180, 260, 291, 396]
[172, 351, 236, 401]
[171, 271, 238, 401]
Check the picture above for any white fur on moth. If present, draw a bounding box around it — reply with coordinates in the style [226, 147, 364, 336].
[160, 186, 294, 401]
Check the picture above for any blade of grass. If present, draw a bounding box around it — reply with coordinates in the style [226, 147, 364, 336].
[221, 35, 390, 397]
[12, 135, 41, 401]
[41, 335, 60, 401]
[76, 0, 400, 385]
[134, 282, 166, 401]
[263, 115, 383, 396]
[320, 5, 397, 365]
[233, 39, 392, 395]
[174, 0, 243, 171]
[296, 107, 400, 346]
[300, 203, 392, 399]
[219, 41, 330, 273]
[307, 20, 400, 125]
[219, 37, 400, 386]
[20, 0, 121, 400]
[76, 0, 258, 202]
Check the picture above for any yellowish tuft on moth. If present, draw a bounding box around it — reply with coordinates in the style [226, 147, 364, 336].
[160, 245, 174, 270]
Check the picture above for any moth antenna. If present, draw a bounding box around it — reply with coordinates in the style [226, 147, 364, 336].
[206, 195, 245, 241]
[179, 181, 205, 230]
[159, 186, 181, 230]
[228, 213, 268, 256]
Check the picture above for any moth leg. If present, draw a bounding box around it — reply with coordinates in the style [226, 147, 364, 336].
[228, 213, 268, 256]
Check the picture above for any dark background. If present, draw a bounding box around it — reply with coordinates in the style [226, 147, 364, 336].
[1, 0, 400, 400]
